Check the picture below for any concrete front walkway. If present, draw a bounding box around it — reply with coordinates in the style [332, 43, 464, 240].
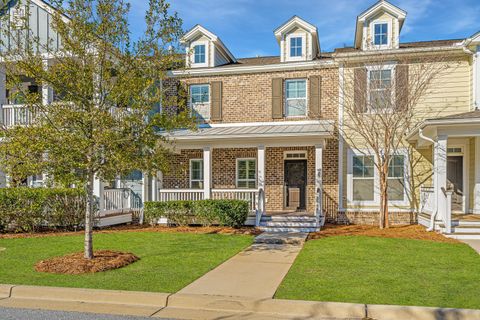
[179, 242, 302, 299]
[462, 240, 480, 254]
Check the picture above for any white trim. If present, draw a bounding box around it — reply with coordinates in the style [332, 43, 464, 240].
[284, 151, 308, 160]
[447, 140, 469, 214]
[189, 158, 204, 189]
[285, 33, 307, 62]
[206, 120, 326, 128]
[474, 137, 480, 214]
[284, 78, 308, 117]
[236, 158, 257, 189]
[169, 60, 336, 77]
[338, 64, 345, 211]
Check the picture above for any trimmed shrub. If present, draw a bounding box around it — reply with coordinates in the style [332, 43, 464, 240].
[0, 188, 86, 233]
[144, 199, 249, 228]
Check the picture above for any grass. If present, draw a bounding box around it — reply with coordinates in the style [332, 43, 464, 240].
[275, 236, 480, 309]
[0, 231, 253, 293]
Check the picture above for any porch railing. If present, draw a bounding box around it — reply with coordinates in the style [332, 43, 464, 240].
[420, 186, 435, 215]
[103, 188, 139, 215]
[2, 104, 35, 127]
[211, 189, 259, 213]
[158, 189, 204, 201]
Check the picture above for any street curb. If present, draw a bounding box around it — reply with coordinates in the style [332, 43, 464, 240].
[367, 303, 480, 320]
[168, 293, 366, 319]
[9, 285, 169, 308]
[1, 285, 480, 320]
[0, 285, 14, 299]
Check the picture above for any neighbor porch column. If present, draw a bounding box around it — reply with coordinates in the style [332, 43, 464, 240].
[203, 147, 212, 199]
[315, 143, 324, 225]
[42, 60, 52, 106]
[434, 135, 448, 222]
[257, 145, 265, 191]
[141, 173, 149, 204]
[474, 137, 480, 214]
[0, 64, 6, 125]
[93, 176, 104, 213]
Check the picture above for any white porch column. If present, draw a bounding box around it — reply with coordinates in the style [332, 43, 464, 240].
[42, 60, 52, 105]
[315, 144, 324, 224]
[141, 173, 149, 203]
[93, 176, 104, 212]
[257, 146, 265, 191]
[474, 137, 480, 214]
[0, 64, 6, 125]
[434, 135, 448, 222]
[203, 147, 212, 199]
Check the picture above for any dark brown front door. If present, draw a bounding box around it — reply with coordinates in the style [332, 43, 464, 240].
[284, 160, 307, 210]
[447, 156, 463, 212]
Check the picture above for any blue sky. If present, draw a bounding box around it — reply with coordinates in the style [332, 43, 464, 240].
[129, 0, 480, 58]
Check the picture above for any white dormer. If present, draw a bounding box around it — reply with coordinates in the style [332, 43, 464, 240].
[181, 25, 236, 69]
[354, 0, 407, 51]
[274, 16, 320, 63]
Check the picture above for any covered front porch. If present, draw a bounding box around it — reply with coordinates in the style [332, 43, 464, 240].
[408, 110, 480, 238]
[157, 121, 335, 229]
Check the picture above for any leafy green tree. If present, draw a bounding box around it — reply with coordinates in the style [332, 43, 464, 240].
[0, 0, 191, 258]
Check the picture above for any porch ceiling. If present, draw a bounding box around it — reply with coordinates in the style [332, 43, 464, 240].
[407, 110, 480, 146]
[163, 121, 335, 148]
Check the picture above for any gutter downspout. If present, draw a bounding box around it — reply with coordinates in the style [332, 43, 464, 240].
[419, 129, 437, 231]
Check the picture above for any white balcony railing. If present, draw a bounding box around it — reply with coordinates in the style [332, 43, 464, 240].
[158, 189, 204, 202]
[2, 104, 35, 127]
[211, 189, 259, 213]
[103, 188, 140, 215]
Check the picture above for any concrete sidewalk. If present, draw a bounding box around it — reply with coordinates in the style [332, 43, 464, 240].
[179, 242, 302, 299]
[462, 240, 480, 254]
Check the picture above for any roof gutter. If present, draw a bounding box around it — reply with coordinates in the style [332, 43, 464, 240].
[334, 45, 465, 60]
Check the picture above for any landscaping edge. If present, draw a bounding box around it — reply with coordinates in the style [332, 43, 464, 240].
[1, 284, 479, 320]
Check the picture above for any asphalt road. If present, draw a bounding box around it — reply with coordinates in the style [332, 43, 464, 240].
[0, 307, 171, 320]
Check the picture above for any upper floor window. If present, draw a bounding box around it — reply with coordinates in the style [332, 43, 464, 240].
[236, 159, 256, 189]
[194, 44, 206, 64]
[373, 22, 388, 46]
[290, 37, 303, 57]
[190, 84, 210, 120]
[369, 69, 392, 111]
[285, 79, 307, 117]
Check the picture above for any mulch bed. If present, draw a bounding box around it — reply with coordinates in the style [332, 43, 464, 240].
[0, 225, 261, 239]
[308, 224, 459, 243]
[35, 250, 139, 274]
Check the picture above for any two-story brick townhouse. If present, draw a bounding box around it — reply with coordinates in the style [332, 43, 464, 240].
[334, 1, 480, 239]
[161, 18, 339, 232]
[159, 0, 480, 235]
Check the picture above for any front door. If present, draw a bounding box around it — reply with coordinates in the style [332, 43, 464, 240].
[447, 156, 464, 212]
[284, 160, 307, 210]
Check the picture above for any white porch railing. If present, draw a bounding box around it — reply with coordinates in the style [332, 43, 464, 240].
[211, 189, 259, 213]
[103, 188, 140, 215]
[420, 186, 435, 215]
[158, 189, 204, 201]
[2, 104, 35, 127]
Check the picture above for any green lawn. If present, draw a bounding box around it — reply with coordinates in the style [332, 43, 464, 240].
[0, 231, 252, 293]
[276, 236, 480, 309]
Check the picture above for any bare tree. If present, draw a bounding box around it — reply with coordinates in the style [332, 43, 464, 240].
[335, 46, 455, 228]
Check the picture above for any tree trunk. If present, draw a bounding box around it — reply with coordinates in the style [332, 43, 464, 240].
[379, 166, 390, 229]
[84, 172, 95, 259]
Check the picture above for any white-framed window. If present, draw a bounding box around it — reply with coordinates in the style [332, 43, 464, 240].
[388, 155, 405, 201]
[290, 37, 303, 57]
[373, 22, 388, 46]
[286, 33, 306, 61]
[352, 155, 375, 202]
[189, 84, 210, 120]
[190, 159, 204, 189]
[236, 158, 256, 189]
[285, 79, 307, 117]
[194, 44, 206, 64]
[347, 149, 410, 206]
[367, 65, 395, 112]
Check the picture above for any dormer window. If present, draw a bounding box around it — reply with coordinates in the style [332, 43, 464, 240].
[194, 44, 206, 64]
[373, 22, 389, 46]
[290, 37, 303, 57]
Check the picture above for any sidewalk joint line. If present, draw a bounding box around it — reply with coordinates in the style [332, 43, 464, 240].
[148, 292, 174, 317]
